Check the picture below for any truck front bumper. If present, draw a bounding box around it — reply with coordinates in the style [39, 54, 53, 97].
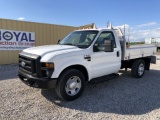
[18, 71, 57, 89]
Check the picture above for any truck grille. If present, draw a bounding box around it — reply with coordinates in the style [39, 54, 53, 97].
[19, 52, 41, 77]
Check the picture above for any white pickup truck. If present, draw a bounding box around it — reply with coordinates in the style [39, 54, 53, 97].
[18, 27, 157, 101]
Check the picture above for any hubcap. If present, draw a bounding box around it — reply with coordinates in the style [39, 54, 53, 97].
[65, 76, 81, 96]
[138, 63, 144, 76]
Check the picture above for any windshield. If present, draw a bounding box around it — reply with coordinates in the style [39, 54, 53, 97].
[59, 30, 99, 48]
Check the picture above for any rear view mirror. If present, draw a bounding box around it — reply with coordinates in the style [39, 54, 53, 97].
[104, 40, 114, 52]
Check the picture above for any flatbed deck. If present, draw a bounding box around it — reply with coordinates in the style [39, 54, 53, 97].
[124, 45, 157, 60]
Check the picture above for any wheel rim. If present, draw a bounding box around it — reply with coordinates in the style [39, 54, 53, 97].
[65, 76, 81, 96]
[138, 63, 144, 76]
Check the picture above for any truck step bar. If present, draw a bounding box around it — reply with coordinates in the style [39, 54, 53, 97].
[89, 73, 119, 84]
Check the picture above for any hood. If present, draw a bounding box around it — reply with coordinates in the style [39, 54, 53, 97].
[23, 45, 79, 56]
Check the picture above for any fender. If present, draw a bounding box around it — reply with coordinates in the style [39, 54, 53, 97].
[52, 58, 92, 80]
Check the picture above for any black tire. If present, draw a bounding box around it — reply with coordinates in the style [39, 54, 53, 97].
[131, 59, 145, 78]
[55, 69, 85, 101]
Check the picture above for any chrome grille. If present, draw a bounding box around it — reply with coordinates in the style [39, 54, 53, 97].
[19, 53, 40, 76]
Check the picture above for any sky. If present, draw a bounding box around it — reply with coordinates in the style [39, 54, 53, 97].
[0, 0, 160, 42]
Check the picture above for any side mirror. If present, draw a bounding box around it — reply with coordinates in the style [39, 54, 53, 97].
[104, 40, 114, 52]
[57, 39, 61, 44]
[93, 40, 114, 52]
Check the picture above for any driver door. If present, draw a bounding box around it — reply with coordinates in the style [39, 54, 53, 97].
[91, 31, 121, 78]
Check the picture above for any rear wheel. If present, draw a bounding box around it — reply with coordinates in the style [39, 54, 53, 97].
[55, 69, 85, 101]
[131, 59, 145, 78]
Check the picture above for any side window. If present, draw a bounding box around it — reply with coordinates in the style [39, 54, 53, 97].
[94, 31, 116, 52]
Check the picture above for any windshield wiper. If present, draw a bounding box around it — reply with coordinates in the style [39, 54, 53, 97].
[63, 43, 78, 47]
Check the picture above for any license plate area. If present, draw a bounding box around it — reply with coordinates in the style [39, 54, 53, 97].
[19, 75, 35, 86]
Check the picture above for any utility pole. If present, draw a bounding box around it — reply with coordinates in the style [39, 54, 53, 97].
[124, 24, 125, 37]
[107, 21, 109, 28]
[128, 27, 130, 47]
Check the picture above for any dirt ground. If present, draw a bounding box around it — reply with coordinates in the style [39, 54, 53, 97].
[0, 55, 160, 120]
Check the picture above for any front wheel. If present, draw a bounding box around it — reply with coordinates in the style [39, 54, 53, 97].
[131, 59, 145, 78]
[55, 69, 85, 101]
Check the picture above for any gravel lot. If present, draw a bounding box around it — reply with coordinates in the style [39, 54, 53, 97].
[0, 55, 160, 120]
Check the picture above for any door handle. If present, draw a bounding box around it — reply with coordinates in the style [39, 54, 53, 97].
[84, 55, 91, 61]
[117, 51, 119, 57]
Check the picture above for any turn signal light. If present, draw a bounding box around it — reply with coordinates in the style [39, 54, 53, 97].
[45, 63, 54, 69]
